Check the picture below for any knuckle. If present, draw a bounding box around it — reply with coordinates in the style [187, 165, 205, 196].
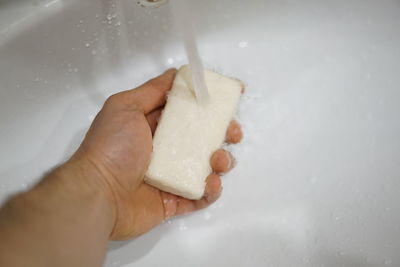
[104, 93, 121, 106]
[105, 92, 144, 113]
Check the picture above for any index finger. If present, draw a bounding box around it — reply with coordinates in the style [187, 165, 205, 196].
[120, 68, 177, 114]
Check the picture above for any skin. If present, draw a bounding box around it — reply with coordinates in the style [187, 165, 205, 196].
[0, 69, 243, 266]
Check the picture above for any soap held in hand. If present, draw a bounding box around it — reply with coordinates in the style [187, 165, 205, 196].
[145, 65, 242, 200]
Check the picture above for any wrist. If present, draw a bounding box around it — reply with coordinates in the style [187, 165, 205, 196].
[0, 157, 118, 266]
[38, 156, 118, 237]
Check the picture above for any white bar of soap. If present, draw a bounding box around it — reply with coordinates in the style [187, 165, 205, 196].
[145, 65, 242, 200]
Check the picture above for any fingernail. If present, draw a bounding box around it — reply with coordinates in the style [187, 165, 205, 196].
[205, 193, 214, 203]
[241, 84, 246, 94]
[205, 186, 223, 203]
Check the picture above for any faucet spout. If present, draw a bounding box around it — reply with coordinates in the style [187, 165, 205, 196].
[137, 0, 168, 8]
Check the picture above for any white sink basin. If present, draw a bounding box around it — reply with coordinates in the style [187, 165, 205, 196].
[1, 0, 400, 266]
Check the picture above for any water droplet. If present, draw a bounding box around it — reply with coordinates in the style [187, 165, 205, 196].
[106, 14, 113, 20]
[203, 211, 212, 220]
[178, 221, 188, 231]
[384, 259, 392, 265]
[73, 68, 78, 73]
[179, 225, 188, 231]
[112, 260, 120, 266]
[223, 13, 230, 20]
[238, 41, 248, 48]
[85, 43, 90, 48]
[282, 45, 289, 51]
[167, 57, 174, 65]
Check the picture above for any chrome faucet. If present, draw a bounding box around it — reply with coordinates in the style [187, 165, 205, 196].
[137, 0, 168, 8]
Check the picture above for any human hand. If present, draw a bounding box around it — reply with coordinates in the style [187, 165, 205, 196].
[71, 69, 243, 240]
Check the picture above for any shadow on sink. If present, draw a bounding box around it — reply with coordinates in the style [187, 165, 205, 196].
[105, 222, 167, 266]
[0, 100, 89, 203]
[104, 208, 378, 267]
